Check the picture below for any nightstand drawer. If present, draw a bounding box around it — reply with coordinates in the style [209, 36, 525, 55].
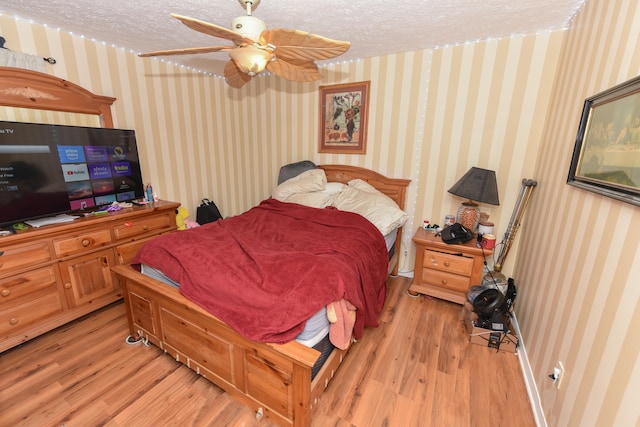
[409, 227, 492, 304]
[423, 249, 473, 276]
[421, 268, 470, 293]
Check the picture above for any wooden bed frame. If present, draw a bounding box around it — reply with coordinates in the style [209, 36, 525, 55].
[113, 165, 409, 427]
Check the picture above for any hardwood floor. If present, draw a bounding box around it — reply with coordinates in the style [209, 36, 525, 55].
[0, 276, 536, 427]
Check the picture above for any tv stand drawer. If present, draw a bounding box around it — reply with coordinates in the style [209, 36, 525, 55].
[0, 265, 58, 307]
[0, 241, 53, 276]
[53, 229, 113, 257]
[113, 213, 173, 240]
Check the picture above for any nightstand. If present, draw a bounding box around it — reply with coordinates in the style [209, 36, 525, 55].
[408, 227, 492, 304]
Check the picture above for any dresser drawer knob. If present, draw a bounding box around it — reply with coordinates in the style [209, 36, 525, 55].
[1, 289, 10, 297]
[143, 225, 149, 231]
[430, 255, 438, 265]
[9, 317, 19, 325]
[441, 279, 448, 285]
[444, 261, 450, 267]
[64, 283, 72, 289]
[81, 238, 92, 247]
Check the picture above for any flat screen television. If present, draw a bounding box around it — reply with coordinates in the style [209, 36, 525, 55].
[0, 120, 145, 226]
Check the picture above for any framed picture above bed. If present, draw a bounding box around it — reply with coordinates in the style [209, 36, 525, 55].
[567, 75, 640, 206]
[318, 81, 370, 154]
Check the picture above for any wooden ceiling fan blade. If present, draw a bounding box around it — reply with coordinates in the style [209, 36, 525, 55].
[266, 59, 323, 82]
[261, 29, 350, 62]
[139, 46, 233, 57]
[224, 60, 253, 88]
[171, 13, 255, 46]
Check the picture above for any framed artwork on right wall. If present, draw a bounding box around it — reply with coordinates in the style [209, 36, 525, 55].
[567, 74, 640, 206]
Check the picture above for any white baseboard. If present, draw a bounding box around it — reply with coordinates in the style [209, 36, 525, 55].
[397, 270, 414, 279]
[511, 313, 547, 427]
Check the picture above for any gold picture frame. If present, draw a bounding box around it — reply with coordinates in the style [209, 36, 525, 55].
[318, 81, 370, 154]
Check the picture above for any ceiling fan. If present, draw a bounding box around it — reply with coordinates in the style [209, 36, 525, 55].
[139, 0, 350, 88]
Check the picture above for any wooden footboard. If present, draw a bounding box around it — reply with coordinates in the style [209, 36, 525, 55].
[112, 264, 350, 427]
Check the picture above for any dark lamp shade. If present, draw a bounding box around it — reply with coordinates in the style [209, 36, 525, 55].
[448, 167, 500, 206]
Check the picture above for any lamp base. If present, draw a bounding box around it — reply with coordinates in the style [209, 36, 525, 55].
[456, 201, 480, 232]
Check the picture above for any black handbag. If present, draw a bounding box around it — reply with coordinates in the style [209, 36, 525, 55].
[441, 222, 474, 244]
[196, 198, 223, 225]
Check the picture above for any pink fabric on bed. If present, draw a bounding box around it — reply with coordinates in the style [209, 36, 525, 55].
[133, 198, 388, 344]
[327, 299, 357, 350]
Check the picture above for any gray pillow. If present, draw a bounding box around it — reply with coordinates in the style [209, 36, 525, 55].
[277, 160, 317, 184]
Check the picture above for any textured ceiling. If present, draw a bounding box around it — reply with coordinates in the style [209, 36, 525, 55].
[1, 0, 586, 77]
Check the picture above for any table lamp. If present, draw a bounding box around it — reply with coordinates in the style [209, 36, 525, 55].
[448, 167, 499, 231]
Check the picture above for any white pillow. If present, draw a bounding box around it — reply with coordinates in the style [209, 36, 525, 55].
[281, 182, 345, 208]
[333, 184, 408, 235]
[285, 192, 334, 208]
[272, 168, 327, 201]
[347, 178, 378, 193]
[320, 181, 345, 195]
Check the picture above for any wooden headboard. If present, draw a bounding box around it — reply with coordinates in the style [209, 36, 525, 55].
[0, 66, 115, 127]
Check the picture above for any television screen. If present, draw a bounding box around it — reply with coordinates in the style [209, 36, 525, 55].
[0, 121, 145, 226]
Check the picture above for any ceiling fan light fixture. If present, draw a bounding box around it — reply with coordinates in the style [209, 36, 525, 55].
[141, 1, 350, 87]
[229, 45, 274, 76]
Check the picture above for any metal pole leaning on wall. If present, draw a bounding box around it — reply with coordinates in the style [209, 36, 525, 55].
[494, 179, 538, 273]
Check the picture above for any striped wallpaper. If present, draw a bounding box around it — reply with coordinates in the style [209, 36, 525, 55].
[0, 11, 561, 275]
[516, 0, 640, 425]
[1, 0, 638, 424]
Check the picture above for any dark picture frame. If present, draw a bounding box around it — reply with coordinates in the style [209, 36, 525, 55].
[567, 75, 640, 206]
[318, 81, 370, 154]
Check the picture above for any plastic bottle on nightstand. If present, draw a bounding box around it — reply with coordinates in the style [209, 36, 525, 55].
[146, 183, 153, 203]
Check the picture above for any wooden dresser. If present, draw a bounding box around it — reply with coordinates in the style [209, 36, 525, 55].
[0, 200, 179, 352]
[408, 227, 492, 304]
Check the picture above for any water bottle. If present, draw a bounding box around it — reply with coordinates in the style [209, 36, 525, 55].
[146, 183, 153, 203]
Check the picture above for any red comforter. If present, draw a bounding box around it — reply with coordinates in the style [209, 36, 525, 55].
[133, 199, 389, 344]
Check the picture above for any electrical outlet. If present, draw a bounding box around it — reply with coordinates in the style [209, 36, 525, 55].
[555, 361, 565, 390]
